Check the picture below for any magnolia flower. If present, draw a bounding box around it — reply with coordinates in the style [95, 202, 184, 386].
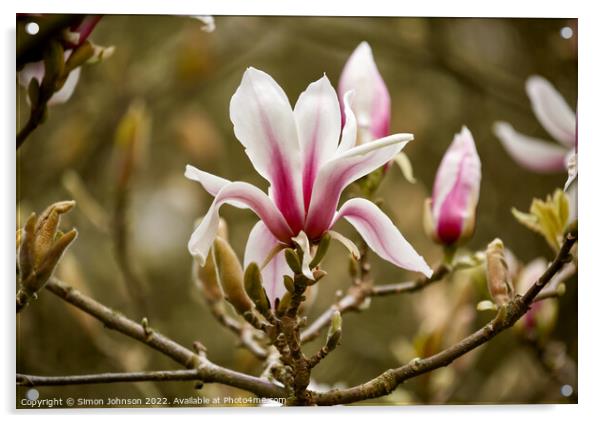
[423, 127, 481, 246]
[338, 42, 390, 146]
[186, 68, 432, 304]
[17, 15, 102, 105]
[18, 54, 81, 106]
[493, 75, 576, 179]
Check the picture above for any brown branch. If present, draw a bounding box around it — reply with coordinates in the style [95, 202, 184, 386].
[17, 370, 200, 386]
[40, 277, 286, 399]
[301, 264, 450, 344]
[311, 231, 577, 405]
[207, 302, 268, 360]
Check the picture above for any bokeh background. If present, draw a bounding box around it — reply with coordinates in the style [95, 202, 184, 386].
[16, 15, 577, 406]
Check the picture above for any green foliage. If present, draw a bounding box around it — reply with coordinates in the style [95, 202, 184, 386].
[512, 189, 570, 251]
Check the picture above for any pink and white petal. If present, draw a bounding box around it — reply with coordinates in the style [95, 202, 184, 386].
[229, 67, 305, 232]
[526, 76, 576, 148]
[338, 42, 391, 142]
[493, 122, 568, 173]
[244, 221, 291, 307]
[432, 127, 481, 244]
[18, 60, 45, 89]
[305, 134, 412, 239]
[185, 164, 231, 197]
[48, 67, 80, 105]
[294, 75, 341, 210]
[333, 198, 432, 277]
[337, 91, 358, 154]
[188, 182, 292, 265]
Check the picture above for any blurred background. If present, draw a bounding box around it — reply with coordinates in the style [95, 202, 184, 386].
[16, 15, 577, 406]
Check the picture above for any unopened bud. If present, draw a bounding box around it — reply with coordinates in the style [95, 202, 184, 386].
[485, 239, 513, 306]
[114, 101, 150, 189]
[213, 237, 254, 315]
[34, 200, 76, 266]
[244, 262, 270, 314]
[309, 233, 331, 268]
[276, 292, 291, 317]
[42, 41, 65, 90]
[64, 41, 94, 73]
[17, 201, 78, 311]
[193, 249, 223, 304]
[216, 218, 229, 240]
[284, 248, 302, 274]
[326, 310, 342, 350]
[283, 275, 295, 293]
[426, 127, 481, 246]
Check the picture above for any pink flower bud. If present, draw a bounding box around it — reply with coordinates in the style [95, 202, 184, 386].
[338, 42, 391, 145]
[425, 127, 481, 245]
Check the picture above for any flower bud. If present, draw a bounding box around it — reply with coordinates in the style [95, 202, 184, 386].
[309, 233, 331, 268]
[326, 310, 342, 350]
[338, 41, 390, 145]
[212, 237, 254, 315]
[193, 248, 224, 304]
[485, 239, 513, 306]
[425, 127, 481, 245]
[114, 101, 150, 190]
[244, 262, 270, 314]
[17, 201, 78, 310]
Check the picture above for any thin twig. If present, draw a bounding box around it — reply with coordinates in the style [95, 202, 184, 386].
[312, 232, 577, 405]
[40, 277, 286, 399]
[17, 370, 201, 386]
[301, 264, 450, 344]
[207, 302, 268, 360]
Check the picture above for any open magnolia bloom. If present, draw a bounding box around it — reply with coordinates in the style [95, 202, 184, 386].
[493, 75, 576, 178]
[493, 75, 577, 221]
[186, 68, 432, 303]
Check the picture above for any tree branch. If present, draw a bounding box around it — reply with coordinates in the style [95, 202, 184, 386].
[17, 370, 201, 387]
[312, 232, 576, 405]
[39, 277, 286, 399]
[301, 264, 450, 344]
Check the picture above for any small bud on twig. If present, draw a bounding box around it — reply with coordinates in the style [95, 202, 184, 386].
[326, 311, 342, 350]
[284, 248, 302, 274]
[17, 201, 78, 312]
[213, 237, 254, 315]
[244, 262, 270, 314]
[309, 233, 331, 268]
[193, 248, 224, 304]
[485, 238, 513, 306]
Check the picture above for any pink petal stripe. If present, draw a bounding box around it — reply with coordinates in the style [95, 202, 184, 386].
[294, 75, 341, 211]
[304, 134, 411, 240]
[526, 76, 576, 148]
[432, 127, 481, 244]
[333, 198, 432, 277]
[338, 42, 391, 143]
[493, 122, 568, 173]
[244, 221, 291, 307]
[435, 154, 473, 244]
[188, 182, 293, 265]
[230, 67, 305, 233]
